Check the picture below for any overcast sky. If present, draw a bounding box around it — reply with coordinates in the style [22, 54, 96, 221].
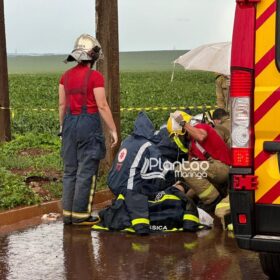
[3, 0, 235, 54]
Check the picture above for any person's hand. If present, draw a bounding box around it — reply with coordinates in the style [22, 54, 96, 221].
[110, 130, 118, 148]
[171, 111, 185, 127]
[173, 183, 185, 193]
[174, 180, 183, 186]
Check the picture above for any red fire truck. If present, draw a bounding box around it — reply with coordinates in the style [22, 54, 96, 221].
[230, 0, 280, 278]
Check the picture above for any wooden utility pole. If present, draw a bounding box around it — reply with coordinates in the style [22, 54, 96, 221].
[0, 0, 11, 142]
[95, 0, 120, 168]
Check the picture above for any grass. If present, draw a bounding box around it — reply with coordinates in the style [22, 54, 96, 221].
[0, 133, 62, 210]
[0, 167, 41, 210]
[0, 52, 217, 210]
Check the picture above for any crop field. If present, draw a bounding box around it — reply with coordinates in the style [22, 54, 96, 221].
[0, 52, 217, 210]
[8, 71, 215, 136]
[7, 50, 187, 74]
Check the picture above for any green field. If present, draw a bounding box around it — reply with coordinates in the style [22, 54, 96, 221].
[0, 51, 217, 211]
[8, 51, 216, 136]
[8, 71, 215, 136]
[8, 50, 187, 74]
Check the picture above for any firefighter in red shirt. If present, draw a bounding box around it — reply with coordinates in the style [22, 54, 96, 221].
[59, 34, 118, 225]
[167, 110, 231, 213]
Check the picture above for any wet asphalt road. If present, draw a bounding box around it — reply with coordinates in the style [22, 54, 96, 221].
[0, 221, 268, 280]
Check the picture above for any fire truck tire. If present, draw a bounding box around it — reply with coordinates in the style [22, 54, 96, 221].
[259, 252, 280, 279]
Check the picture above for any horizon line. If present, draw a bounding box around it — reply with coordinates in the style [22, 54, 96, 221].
[7, 49, 188, 56]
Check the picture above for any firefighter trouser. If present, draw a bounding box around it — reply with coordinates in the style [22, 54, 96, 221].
[216, 76, 229, 111]
[125, 190, 150, 235]
[61, 112, 105, 224]
[179, 159, 229, 205]
[215, 195, 230, 229]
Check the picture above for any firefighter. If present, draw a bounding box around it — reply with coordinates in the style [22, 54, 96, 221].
[215, 74, 230, 111]
[167, 110, 231, 213]
[211, 110, 232, 229]
[212, 108, 231, 146]
[192, 109, 231, 229]
[59, 34, 118, 225]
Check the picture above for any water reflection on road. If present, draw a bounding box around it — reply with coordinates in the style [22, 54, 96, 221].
[0, 222, 267, 280]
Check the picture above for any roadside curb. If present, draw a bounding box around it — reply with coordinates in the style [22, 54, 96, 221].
[0, 189, 114, 228]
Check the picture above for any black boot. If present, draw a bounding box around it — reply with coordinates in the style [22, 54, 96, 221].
[197, 195, 222, 214]
[73, 216, 100, 226]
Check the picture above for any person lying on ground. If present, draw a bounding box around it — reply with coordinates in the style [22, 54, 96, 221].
[93, 182, 212, 234]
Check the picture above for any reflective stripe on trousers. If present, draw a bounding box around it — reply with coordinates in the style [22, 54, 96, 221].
[62, 159, 99, 223]
[215, 195, 230, 219]
[62, 113, 104, 223]
[179, 159, 229, 204]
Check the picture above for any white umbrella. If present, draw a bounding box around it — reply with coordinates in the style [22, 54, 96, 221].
[171, 42, 231, 81]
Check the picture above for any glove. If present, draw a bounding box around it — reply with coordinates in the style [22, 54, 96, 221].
[171, 111, 186, 127]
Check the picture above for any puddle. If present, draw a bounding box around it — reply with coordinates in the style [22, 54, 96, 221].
[0, 222, 267, 280]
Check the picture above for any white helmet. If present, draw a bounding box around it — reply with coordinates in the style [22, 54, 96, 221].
[65, 34, 104, 63]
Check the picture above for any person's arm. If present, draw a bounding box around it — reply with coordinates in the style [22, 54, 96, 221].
[172, 111, 207, 142]
[59, 84, 66, 127]
[183, 123, 207, 142]
[94, 87, 118, 147]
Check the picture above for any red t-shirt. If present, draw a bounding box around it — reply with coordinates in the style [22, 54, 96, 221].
[189, 123, 231, 165]
[59, 64, 104, 114]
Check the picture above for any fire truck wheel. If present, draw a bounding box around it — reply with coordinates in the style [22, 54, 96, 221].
[259, 252, 280, 279]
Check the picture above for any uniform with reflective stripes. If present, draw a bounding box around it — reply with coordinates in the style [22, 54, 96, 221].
[178, 158, 229, 205]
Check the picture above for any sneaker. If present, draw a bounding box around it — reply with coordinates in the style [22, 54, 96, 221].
[73, 216, 100, 226]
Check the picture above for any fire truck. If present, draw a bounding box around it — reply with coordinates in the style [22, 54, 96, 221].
[230, 0, 280, 278]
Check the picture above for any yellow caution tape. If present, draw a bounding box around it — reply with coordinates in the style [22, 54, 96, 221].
[0, 107, 57, 112]
[120, 105, 217, 112]
[0, 107, 11, 110]
[0, 105, 217, 113]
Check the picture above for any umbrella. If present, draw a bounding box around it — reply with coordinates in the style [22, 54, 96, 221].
[171, 42, 231, 81]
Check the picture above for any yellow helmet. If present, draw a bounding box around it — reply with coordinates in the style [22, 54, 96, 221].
[166, 111, 192, 136]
